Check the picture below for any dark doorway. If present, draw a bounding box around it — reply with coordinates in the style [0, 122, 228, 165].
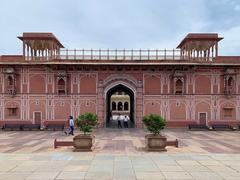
[199, 112, 207, 125]
[34, 112, 41, 125]
[106, 84, 135, 128]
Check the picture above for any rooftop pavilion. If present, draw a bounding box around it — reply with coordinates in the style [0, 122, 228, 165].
[16, 32, 223, 62]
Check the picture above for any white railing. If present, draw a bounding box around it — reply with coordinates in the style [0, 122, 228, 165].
[23, 49, 216, 61]
[57, 49, 182, 60]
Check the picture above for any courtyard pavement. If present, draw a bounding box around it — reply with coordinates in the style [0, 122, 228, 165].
[0, 128, 240, 179]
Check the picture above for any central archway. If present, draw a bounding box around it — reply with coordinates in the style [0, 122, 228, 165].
[105, 84, 135, 128]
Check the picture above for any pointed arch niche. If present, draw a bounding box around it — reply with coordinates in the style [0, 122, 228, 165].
[56, 71, 67, 95]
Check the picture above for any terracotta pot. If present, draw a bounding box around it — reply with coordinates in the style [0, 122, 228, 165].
[145, 134, 167, 151]
[73, 134, 95, 151]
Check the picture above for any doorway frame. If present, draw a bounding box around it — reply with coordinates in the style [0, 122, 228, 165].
[104, 81, 136, 127]
[33, 111, 42, 125]
[198, 112, 207, 125]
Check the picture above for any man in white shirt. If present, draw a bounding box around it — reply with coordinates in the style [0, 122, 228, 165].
[69, 115, 74, 135]
[117, 114, 122, 128]
[124, 115, 129, 128]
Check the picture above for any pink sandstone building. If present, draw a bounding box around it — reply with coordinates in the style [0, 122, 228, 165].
[0, 32, 239, 128]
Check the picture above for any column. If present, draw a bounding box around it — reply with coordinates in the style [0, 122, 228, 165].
[212, 46, 214, 59]
[27, 44, 29, 60]
[215, 43, 218, 57]
[136, 81, 143, 128]
[97, 81, 104, 127]
[23, 41, 26, 59]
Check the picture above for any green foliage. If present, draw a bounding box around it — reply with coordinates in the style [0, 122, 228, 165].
[142, 114, 166, 135]
[75, 112, 98, 135]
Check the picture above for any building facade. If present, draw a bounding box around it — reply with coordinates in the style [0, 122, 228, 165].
[0, 32, 240, 128]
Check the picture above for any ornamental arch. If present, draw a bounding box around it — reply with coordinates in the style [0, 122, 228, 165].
[102, 75, 137, 128]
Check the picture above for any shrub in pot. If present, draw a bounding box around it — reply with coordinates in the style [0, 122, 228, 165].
[73, 112, 97, 151]
[143, 113, 167, 151]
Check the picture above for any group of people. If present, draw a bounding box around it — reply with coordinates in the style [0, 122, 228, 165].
[117, 114, 129, 128]
[65, 114, 130, 135]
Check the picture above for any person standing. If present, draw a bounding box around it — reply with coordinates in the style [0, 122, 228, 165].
[124, 115, 129, 128]
[117, 114, 122, 128]
[110, 110, 113, 121]
[69, 115, 74, 135]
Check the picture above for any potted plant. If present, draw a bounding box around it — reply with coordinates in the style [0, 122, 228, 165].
[73, 112, 98, 151]
[143, 113, 167, 151]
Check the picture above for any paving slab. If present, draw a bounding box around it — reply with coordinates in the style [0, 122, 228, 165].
[135, 172, 165, 179]
[157, 165, 185, 172]
[25, 172, 59, 180]
[189, 171, 223, 180]
[162, 171, 193, 179]
[56, 172, 86, 180]
[0, 172, 32, 180]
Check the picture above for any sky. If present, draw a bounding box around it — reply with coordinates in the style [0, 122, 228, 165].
[0, 0, 240, 56]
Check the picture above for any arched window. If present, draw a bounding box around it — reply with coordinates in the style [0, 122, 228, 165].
[124, 102, 129, 111]
[7, 76, 13, 86]
[175, 79, 183, 94]
[112, 102, 116, 111]
[228, 77, 233, 87]
[58, 78, 66, 95]
[118, 102, 123, 111]
[6, 75, 16, 96]
[226, 77, 234, 94]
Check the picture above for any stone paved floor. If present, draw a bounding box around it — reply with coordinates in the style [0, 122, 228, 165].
[0, 128, 240, 179]
[0, 153, 240, 179]
[1, 128, 240, 153]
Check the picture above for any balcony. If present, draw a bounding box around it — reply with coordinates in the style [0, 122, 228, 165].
[57, 49, 181, 61]
[224, 86, 234, 98]
[57, 84, 66, 95]
[24, 49, 184, 61]
[6, 86, 16, 96]
[58, 85, 66, 90]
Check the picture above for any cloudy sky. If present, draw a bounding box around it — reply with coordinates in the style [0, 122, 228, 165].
[0, 0, 240, 55]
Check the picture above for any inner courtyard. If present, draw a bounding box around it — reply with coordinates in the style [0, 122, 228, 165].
[1, 0, 240, 179]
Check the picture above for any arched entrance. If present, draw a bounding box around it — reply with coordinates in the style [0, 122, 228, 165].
[105, 84, 135, 128]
